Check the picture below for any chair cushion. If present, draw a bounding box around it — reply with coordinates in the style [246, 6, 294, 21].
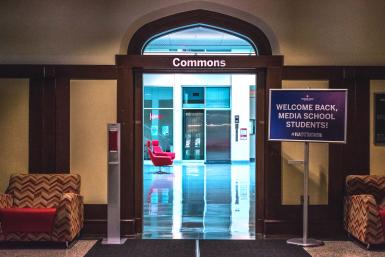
[0, 208, 57, 233]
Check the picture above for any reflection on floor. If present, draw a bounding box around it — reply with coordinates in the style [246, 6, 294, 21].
[143, 162, 256, 239]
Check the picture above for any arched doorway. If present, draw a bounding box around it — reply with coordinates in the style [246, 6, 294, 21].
[127, 10, 272, 55]
[116, 10, 283, 238]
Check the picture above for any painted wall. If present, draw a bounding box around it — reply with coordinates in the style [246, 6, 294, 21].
[281, 80, 329, 205]
[370, 80, 385, 175]
[0, 79, 29, 193]
[70, 80, 117, 204]
[0, 0, 384, 65]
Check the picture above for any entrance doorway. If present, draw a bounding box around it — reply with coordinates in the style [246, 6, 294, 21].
[118, 10, 283, 237]
[143, 73, 256, 239]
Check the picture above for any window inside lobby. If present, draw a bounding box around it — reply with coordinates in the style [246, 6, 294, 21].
[144, 86, 174, 157]
[143, 25, 256, 55]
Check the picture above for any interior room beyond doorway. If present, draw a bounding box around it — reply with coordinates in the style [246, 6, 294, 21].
[143, 73, 256, 239]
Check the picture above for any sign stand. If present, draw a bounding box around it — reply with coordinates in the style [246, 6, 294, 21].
[287, 142, 323, 247]
[102, 123, 127, 245]
[268, 89, 347, 247]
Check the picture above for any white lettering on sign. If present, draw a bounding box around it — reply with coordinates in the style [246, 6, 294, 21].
[172, 57, 226, 67]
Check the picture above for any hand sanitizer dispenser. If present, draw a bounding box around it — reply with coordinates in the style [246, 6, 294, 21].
[102, 123, 127, 244]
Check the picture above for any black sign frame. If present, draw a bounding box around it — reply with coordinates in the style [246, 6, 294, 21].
[268, 88, 348, 143]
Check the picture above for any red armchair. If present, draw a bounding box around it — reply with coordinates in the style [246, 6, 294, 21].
[0, 174, 83, 247]
[146, 141, 173, 174]
[152, 140, 175, 160]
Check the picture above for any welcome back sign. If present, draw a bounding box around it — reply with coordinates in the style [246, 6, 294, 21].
[268, 89, 347, 143]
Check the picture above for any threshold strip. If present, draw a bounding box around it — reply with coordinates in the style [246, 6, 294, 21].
[195, 239, 200, 257]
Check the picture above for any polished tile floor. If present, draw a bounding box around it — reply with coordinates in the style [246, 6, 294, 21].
[143, 162, 256, 239]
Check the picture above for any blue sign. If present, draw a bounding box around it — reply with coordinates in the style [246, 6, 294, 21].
[268, 89, 347, 143]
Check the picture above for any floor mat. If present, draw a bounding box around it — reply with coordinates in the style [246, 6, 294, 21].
[84, 239, 195, 257]
[199, 239, 311, 257]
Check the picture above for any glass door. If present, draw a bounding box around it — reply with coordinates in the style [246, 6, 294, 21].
[183, 110, 204, 160]
[206, 110, 231, 163]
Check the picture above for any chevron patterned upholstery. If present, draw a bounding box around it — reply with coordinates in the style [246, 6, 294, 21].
[344, 175, 385, 246]
[0, 194, 13, 208]
[52, 192, 84, 241]
[6, 174, 80, 208]
[0, 173, 83, 242]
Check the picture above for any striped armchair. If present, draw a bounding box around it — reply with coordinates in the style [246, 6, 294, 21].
[344, 175, 385, 248]
[0, 174, 83, 246]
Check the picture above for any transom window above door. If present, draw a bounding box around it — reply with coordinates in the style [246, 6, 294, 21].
[143, 24, 256, 55]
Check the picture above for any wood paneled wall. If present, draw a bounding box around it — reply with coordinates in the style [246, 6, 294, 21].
[0, 64, 384, 237]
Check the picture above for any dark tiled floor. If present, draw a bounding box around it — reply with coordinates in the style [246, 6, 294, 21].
[1, 239, 385, 257]
[143, 162, 256, 239]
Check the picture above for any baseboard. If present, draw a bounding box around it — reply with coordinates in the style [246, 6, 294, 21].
[263, 219, 344, 238]
[82, 219, 136, 237]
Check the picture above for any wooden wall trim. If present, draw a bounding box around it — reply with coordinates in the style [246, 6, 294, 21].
[116, 55, 283, 236]
[1, 63, 385, 236]
[23, 64, 117, 173]
[264, 67, 283, 220]
[29, 73, 70, 173]
[282, 66, 341, 80]
[0, 65, 118, 79]
[82, 220, 137, 237]
[255, 70, 267, 234]
[283, 66, 385, 80]
[117, 66, 135, 228]
[54, 65, 118, 79]
[29, 77, 44, 171]
[82, 204, 137, 236]
[55, 77, 70, 171]
[0, 65, 42, 78]
[349, 67, 385, 79]
[29, 77, 57, 172]
[264, 219, 343, 237]
[133, 69, 144, 233]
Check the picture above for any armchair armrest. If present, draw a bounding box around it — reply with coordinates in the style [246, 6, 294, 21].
[52, 193, 84, 242]
[0, 194, 13, 208]
[344, 194, 384, 244]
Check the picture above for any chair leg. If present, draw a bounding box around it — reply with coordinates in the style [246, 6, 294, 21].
[154, 166, 163, 174]
[65, 239, 78, 249]
[154, 166, 170, 174]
